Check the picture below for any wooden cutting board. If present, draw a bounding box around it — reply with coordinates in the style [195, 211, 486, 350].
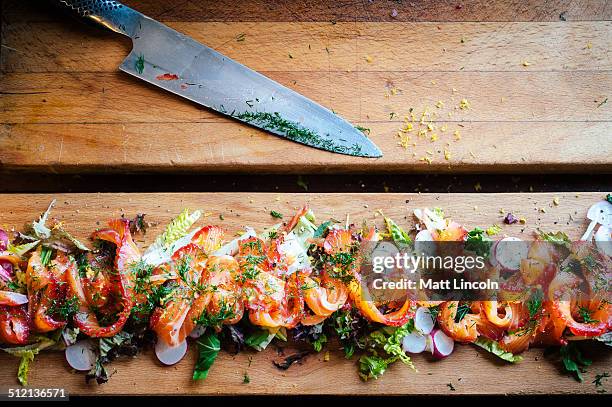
[0, 192, 610, 395]
[1, 1, 611, 173]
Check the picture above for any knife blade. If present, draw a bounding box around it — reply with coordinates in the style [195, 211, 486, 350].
[53, 0, 382, 157]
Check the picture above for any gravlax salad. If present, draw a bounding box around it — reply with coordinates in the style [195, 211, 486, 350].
[0, 199, 610, 385]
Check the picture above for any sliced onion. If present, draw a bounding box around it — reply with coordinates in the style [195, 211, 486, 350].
[155, 339, 188, 365]
[402, 331, 427, 354]
[188, 325, 206, 339]
[594, 226, 612, 257]
[65, 340, 96, 371]
[430, 328, 454, 359]
[0, 229, 8, 251]
[414, 306, 435, 335]
[495, 237, 528, 271]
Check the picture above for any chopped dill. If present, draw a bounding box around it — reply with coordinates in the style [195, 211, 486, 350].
[232, 111, 365, 156]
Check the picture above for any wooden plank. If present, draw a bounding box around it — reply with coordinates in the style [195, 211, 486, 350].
[3, 71, 609, 123]
[1, 121, 610, 173]
[1, 9, 611, 174]
[1, 69, 610, 173]
[3, 22, 611, 73]
[3, 0, 611, 23]
[0, 192, 610, 395]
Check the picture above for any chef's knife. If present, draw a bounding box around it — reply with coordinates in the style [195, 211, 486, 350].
[51, 0, 382, 157]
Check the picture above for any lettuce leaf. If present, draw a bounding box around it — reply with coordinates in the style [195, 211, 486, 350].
[359, 322, 416, 381]
[245, 328, 277, 351]
[32, 199, 56, 239]
[538, 230, 571, 247]
[154, 208, 202, 250]
[7, 240, 40, 256]
[474, 338, 523, 363]
[17, 350, 35, 386]
[143, 208, 202, 265]
[51, 223, 90, 251]
[2, 336, 57, 385]
[193, 330, 220, 380]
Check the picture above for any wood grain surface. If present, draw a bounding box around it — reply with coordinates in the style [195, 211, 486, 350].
[1, 1, 611, 173]
[0, 192, 610, 395]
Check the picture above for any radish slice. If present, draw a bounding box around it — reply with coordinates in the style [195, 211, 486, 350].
[155, 339, 188, 365]
[594, 226, 612, 257]
[65, 340, 96, 371]
[430, 329, 454, 359]
[188, 325, 206, 339]
[415, 230, 436, 256]
[414, 307, 435, 335]
[424, 334, 434, 354]
[495, 237, 528, 271]
[402, 331, 427, 354]
[489, 240, 499, 267]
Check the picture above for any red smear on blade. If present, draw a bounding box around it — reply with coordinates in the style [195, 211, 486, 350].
[156, 73, 179, 81]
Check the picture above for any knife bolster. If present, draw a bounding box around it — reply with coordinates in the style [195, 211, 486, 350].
[54, 0, 141, 37]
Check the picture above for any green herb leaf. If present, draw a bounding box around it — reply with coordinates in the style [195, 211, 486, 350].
[193, 331, 221, 381]
[245, 329, 275, 351]
[312, 333, 327, 352]
[527, 288, 543, 319]
[485, 224, 502, 236]
[360, 321, 416, 381]
[358, 354, 393, 381]
[270, 210, 283, 219]
[40, 246, 52, 266]
[384, 217, 412, 245]
[355, 125, 371, 135]
[454, 303, 471, 323]
[464, 227, 492, 258]
[538, 230, 571, 247]
[474, 338, 523, 363]
[593, 372, 609, 387]
[313, 220, 334, 238]
[560, 342, 592, 382]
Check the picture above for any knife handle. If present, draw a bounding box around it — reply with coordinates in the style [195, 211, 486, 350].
[52, 0, 141, 37]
